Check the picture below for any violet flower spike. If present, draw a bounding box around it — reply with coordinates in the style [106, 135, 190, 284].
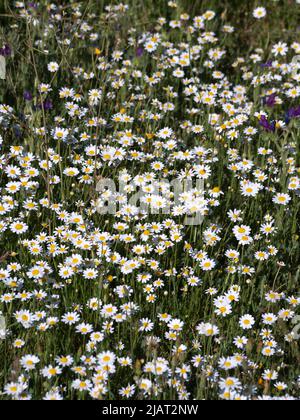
[287, 106, 300, 119]
[136, 47, 144, 57]
[261, 60, 273, 68]
[265, 93, 276, 108]
[0, 45, 12, 57]
[24, 91, 33, 101]
[259, 115, 276, 132]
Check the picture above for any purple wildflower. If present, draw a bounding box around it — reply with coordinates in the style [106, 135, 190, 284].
[285, 105, 300, 124]
[265, 93, 276, 108]
[261, 60, 273, 68]
[38, 99, 53, 111]
[259, 115, 276, 132]
[44, 99, 53, 111]
[136, 47, 144, 57]
[42, 99, 53, 111]
[0, 45, 12, 57]
[287, 106, 300, 119]
[24, 91, 33, 101]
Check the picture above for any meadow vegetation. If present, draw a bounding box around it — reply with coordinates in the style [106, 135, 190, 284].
[0, 0, 299, 400]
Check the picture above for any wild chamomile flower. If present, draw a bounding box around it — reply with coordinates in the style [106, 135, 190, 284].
[239, 315, 255, 330]
[253, 7, 267, 19]
[10, 221, 28, 235]
[20, 355, 40, 371]
[273, 193, 291, 205]
[47, 62, 59, 72]
[272, 42, 288, 57]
